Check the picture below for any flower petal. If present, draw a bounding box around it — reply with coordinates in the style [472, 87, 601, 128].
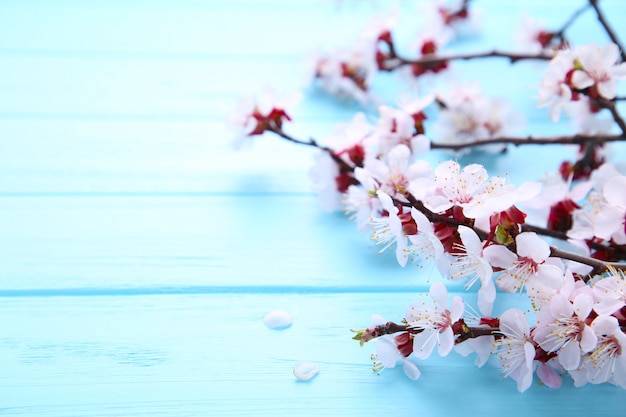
[429, 282, 448, 309]
[395, 236, 408, 267]
[591, 314, 619, 335]
[558, 339, 581, 370]
[376, 337, 400, 368]
[438, 327, 454, 357]
[597, 79, 617, 99]
[603, 175, 626, 208]
[478, 278, 496, 316]
[580, 325, 598, 353]
[449, 296, 465, 321]
[387, 144, 411, 174]
[549, 293, 573, 318]
[571, 70, 594, 89]
[536, 264, 565, 289]
[411, 207, 434, 234]
[483, 244, 517, 269]
[402, 358, 421, 380]
[412, 328, 437, 359]
[572, 293, 593, 319]
[500, 308, 530, 338]
[536, 362, 562, 389]
[516, 232, 550, 262]
[458, 225, 483, 255]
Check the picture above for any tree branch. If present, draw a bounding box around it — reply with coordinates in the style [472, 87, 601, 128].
[264, 128, 626, 272]
[553, 3, 591, 39]
[594, 97, 626, 135]
[550, 246, 626, 275]
[270, 126, 349, 168]
[383, 50, 553, 71]
[430, 133, 626, 151]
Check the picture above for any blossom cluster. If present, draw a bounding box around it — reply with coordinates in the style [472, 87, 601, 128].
[360, 267, 626, 392]
[538, 43, 626, 124]
[229, 0, 626, 392]
[308, 0, 477, 104]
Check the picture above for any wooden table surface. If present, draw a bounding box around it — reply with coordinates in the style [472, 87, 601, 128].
[1, 1, 626, 415]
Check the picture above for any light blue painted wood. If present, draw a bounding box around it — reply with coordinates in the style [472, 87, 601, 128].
[1, 0, 626, 415]
[1, 119, 617, 193]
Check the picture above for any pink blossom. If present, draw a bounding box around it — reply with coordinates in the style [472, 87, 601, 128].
[568, 165, 626, 245]
[405, 208, 446, 271]
[309, 113, 372, 212]
[432, 86, 523, 153]
[533, 293, 597, 370]
[370, 191, 411, 267]
[454, 329, 495, 368]
[514, 13, 559, 53]
[448, 225, 495, 316]
[361, 144, 432, 202]
[228, 90, 300, 149]
[344, 168, 381, 231]
[419, 160, 489, 213]
[570, 315, 626, 388]
[309, 42, 378, 104]
[593, 270, 626, 316]
[483, 232, 565, 293]
[496, 308, 536, 392]
[537, 49, 576, 122]
[405, 282, 464, 359]
[571, 43, 626, 99]
[373, 104, 432, 157]
[369, 314, 421, 380]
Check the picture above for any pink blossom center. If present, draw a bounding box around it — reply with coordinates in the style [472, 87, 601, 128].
[437, 309, 452, 333]
[518, 256, 539, 274]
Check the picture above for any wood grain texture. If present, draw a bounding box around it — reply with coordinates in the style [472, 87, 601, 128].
[1, 0, 626, 415]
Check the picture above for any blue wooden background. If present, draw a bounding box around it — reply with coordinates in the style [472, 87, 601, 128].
[1, 1, 625, 415]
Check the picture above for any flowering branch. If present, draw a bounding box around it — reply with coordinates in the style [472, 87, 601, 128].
[395, 192, 626, 275]
[230, 0, 626, 392]
[377, 1, 592, 74]
[430, 132, 626, 151]
[266, 127, 626, 169]
[380, 49, 553, 72]
[257, 122, 626, 272]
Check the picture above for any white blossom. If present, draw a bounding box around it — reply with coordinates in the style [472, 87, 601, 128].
[484, 232, 565, 294]
[406, 282, 464, 359]
[448, 226, 495, 316]
[571, 43, 626, 99]
[496, 308, 536, 392]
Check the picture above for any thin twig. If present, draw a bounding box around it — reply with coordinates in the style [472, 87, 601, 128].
[553, 3, 591, 39]
[550, 246, 626, 274]
[271, 127, 348, 168]
[430, 133, 626, 151]
[596, 98, 626, 135]
[383, 50, 553, 71]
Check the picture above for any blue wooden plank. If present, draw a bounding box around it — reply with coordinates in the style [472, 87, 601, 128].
[0, 195, 436, 290]
[0, 120, 622, 192]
